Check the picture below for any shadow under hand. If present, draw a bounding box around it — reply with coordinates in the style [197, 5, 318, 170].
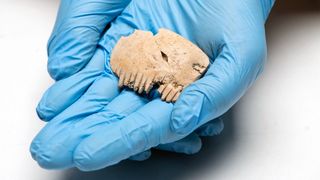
[61, 109, 237, 180]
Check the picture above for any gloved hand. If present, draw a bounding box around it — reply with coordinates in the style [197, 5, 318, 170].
[46, 0, 131, 81]
[34, 0, 223, 166]
[31, 0, 275, 171]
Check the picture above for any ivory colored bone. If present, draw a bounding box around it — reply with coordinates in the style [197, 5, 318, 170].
[110, 28, 209, 102]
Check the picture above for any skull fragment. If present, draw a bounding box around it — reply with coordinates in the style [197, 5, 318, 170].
[110, 29, 209, 102]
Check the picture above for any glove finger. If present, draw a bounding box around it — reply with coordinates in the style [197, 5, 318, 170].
[37, 47, 107, 121]
[129, 150, 152, 161]
[155, 117, 225, 155]
[73, 99, 187, 171]
[30, 73, 120, 169]
[38, 0, 144, 121]
[156, 132, 202, 155]
[130, 132, 202, 161]
[171, 35, 266, 135]
[48, 0, 131, 80]
[130, 132, 202, 160]
[195, 118, 224, 137]
[31, 90, 148, 169]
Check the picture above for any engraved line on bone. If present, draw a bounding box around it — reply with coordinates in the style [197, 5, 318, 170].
[192, 63, 208, 74]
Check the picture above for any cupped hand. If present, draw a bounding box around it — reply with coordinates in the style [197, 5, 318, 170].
[32, 0, 275, 171]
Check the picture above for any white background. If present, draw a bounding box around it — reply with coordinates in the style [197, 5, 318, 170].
[0, 0, 319, 179]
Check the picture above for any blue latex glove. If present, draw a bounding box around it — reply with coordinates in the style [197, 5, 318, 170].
[34, 0, 222, 165]
[31, 0, 275, 171]
[47, 0, 131, 80]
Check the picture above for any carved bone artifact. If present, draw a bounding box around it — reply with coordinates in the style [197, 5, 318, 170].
[110, 28, 209, 102]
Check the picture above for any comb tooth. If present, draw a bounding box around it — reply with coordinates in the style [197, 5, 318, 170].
[172, 92, 181, 102]
[118, 69, 125, 87]
[115, 66, 121, 76]
[158, 84, 166, 94]
[112, 65, 116, 74]
[172, 86, 183, 102]
[177, 86, 183, 92]
[144, 75, 155, 94]
[134, 72, 143, 92]
[113, 65, 117, 74]
[161, 84, 173, 101]
[128, 71, 137, 89]
[123, 72, 131, 86]
[130, 71, 137, 83]
[138, 75, 147, 94]
[199, 67, 206, 74]
[166, 87, 178, 102]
